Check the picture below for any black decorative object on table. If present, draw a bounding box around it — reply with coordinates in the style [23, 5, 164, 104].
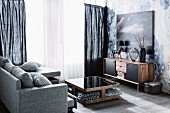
[129, 47, 139, 62]
[139, 48, 146, 62]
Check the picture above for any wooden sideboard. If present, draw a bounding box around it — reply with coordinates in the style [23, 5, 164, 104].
[103, 58, 154, 91]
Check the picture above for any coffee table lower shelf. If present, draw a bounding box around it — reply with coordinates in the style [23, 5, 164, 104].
[78, 95, 120, 104]
[66, 83, 120, 105]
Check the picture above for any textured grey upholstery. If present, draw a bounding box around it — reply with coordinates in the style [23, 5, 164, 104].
[16, 84, 68, 113]
[68, 97, 74, 108]
[0, 56, 6, 67]
[0, 67, 21, 113]
[31, 73, 52, 86]
[68, 93, 77, 109]
[0, 66, 68, 113]
[0, 56, 11, 67]
[20, 62, 40, 72]
[12, 66, 34, 88]
[4, 62, 15, 73]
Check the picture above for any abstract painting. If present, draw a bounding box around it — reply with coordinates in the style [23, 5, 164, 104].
[116, 11, 154, 55]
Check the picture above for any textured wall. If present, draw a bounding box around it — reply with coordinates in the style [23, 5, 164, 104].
[107, 0, 170, 80]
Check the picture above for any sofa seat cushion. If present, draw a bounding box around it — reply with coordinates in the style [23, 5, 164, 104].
[67, 97, 74, 108]
[20, 62, 41, 72]
[31, 73, 52, 87]
[12, 66, 34, 88]
[35, 66, 61, 78]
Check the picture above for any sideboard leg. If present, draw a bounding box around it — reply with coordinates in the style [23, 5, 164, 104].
[137, 84, 139, 93]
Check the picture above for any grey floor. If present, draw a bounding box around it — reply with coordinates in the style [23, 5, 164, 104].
[1, 81, 170, 113]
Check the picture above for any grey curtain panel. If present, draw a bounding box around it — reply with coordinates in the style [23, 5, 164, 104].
[85, 4, 107, 77]
[0, 0, 27, 65]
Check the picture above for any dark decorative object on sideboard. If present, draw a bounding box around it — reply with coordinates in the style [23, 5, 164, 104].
[129, 47, 139, 62]
[117, 47, 124, 59]
[117, 41, 124, 59]
[144, 81, 162, 94]
[124, 40, 130, 52]
[139, 47, 146, 62]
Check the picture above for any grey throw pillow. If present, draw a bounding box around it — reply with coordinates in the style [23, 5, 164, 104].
[0, 56, 6, 67]
[0, 56, 11, 67]
[20, 62, 41, 72]
[4, 62, 15, 73]
[31, 73, 52, 87]
[3, 58, 11, 64]
[12, 66, 34, 88]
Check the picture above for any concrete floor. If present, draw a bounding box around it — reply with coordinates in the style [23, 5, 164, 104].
[73, 81, 170, 113]
[1, 81, 170, 113]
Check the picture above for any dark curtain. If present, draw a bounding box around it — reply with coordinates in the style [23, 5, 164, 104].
[0, 0, 27, 65]
[85, 4, 107, 77]
[0, 37, 2, 56]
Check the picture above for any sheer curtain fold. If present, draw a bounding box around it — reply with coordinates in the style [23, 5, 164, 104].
[63, 0, 84, 79]
[43, 0, 64, 66]
[25, 0, 84, 80]
[43, 0, 65, 79]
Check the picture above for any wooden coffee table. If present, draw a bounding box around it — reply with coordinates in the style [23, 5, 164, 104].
[65, 76, 120, 104]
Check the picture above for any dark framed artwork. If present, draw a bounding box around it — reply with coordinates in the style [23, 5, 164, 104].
[116, 11, 154, 56]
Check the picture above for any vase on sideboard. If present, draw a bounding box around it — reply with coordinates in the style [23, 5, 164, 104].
[129, 47, 139, 62]
[139, 48, 146, 63]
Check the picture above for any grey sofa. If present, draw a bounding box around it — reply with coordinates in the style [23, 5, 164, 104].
[0, 66, 68, 113]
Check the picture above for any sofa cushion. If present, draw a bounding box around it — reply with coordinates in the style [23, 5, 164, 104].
[0, 56, 11, 67]
[0, 56, 6, 67]
[4, 62, 15, 73]
[12, 66, 34, 88]
[3, 58, 11, 64]
[20, 62, 41, 72]
[31, 73, 52, 87]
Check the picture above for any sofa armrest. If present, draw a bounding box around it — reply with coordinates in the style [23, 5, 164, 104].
[68, 93, 77, 109]
[16, 83, 68, 113]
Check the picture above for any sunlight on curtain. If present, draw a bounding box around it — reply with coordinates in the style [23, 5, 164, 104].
[63, 0, 84, 79]
[43, 0, 65, 79]
[25, 0, 84, 80]
[25, 0, 44, 63]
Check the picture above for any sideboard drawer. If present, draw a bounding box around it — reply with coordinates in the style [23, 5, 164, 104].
[116, 66, 126, 73]
[116, 61, 127, 67]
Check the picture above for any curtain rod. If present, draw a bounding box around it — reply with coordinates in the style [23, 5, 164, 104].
[84, 3, 105, 8]
[1, 0, 24, 1]
[0, 0, 24, 3]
